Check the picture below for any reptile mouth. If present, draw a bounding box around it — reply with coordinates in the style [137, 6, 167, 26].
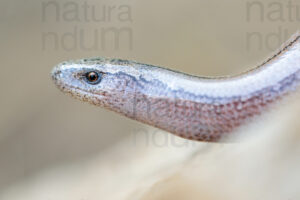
[53, 79, 105, 101]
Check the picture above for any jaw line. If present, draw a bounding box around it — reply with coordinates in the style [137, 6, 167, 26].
[56, 82, 105, 100]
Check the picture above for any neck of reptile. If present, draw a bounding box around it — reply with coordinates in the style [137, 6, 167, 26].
[98, 37, 300, 142]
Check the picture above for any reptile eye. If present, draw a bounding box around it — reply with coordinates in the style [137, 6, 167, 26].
[85, 71, 102, 84]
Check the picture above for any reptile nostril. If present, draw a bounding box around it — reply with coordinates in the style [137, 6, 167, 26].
[51, 68, 61, 81]
[55, 69, 61, 76]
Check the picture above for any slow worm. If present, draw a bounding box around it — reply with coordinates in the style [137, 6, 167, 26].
[51, 33, 300, 142]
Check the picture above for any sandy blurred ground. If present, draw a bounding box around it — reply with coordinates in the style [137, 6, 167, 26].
[0, 0, 300, 199]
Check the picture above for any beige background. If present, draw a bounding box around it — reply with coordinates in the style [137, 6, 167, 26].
[1, 0, 299, 199]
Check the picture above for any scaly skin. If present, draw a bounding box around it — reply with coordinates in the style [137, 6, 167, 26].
[51, 34, 300, 142]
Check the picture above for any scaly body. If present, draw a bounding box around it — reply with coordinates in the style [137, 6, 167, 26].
[52, 34, 300, 142]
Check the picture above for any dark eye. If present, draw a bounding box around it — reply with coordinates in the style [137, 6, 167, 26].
[85, 71, 102, 84]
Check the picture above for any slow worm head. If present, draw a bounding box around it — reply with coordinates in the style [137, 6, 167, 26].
[52, 33, 300, 142]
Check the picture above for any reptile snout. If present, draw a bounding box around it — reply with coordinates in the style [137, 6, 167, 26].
[51, 67, 62, 82]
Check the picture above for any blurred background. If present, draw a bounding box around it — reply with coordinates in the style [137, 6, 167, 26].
[1, 0, 300, 199]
